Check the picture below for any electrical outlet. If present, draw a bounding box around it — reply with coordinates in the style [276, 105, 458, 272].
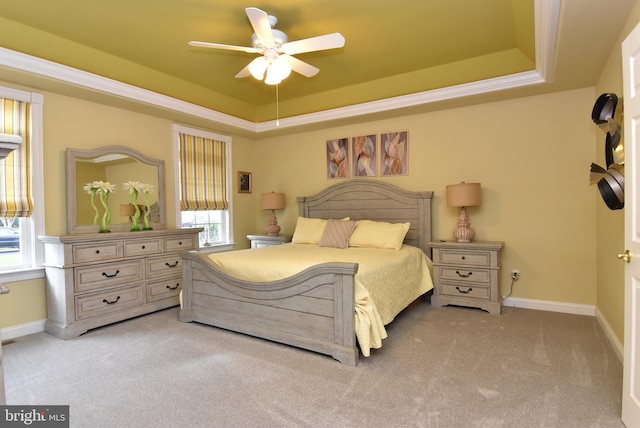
[511, 269, 520, 280]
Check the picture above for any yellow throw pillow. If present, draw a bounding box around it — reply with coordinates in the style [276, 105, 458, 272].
[291, 216, 351, 244]
[349, 220, 410, 250]
[291, 217, 328, 244]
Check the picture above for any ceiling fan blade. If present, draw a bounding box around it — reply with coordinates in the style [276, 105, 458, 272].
[235, 65, 251, 79]
[279, 55, 319, 77]
[245, 7, 274, 44]
[188, 41, 258, 53]
[280, 33, 345, 55]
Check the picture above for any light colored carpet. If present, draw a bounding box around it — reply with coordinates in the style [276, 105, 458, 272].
[3, 302, 624, 427]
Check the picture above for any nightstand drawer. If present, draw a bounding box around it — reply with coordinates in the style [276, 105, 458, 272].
[441, 282, 490, 299]
[435, 249, 492, 267]
[439, 267, 491, 284]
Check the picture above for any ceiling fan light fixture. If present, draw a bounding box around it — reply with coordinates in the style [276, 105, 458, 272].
[264, 57, 291, 85]
[248, 57, 268, 80]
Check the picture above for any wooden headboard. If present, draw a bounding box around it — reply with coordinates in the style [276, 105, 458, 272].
[297, 180, 434, 254]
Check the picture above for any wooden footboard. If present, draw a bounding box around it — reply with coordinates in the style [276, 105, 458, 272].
[179, 251, 360, 366]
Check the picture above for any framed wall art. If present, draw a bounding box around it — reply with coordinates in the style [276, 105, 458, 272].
[238, 171, 252, 193]
[352, 134, 377, 177]
[380, 131, 408, 176]
[326, 138, 349, 178]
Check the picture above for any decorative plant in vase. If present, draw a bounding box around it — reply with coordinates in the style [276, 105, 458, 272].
[83, 181, 100, 227]
[140, 183, 155, 230]
[123, 181, 144, 231]
[87, 180, 116, 233]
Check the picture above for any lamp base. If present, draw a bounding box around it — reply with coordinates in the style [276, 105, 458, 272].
[453, 206, 475, 243]
[265, 210, 281, 236]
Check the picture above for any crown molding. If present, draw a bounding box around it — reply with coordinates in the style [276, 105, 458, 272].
[0, 0, 557, 135]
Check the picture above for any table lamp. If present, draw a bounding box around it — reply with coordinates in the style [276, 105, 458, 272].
[446, 182, 481, 243]
[120, 204, 137, 225]
[261, 192, 286, 236]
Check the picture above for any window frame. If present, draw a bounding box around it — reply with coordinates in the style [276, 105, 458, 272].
[172, 124, 234, 252]
[0, 86, 45, 281]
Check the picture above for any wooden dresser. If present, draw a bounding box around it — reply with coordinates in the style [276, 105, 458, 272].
[41, 228, 200, 339]
[429, 240, 504, 314]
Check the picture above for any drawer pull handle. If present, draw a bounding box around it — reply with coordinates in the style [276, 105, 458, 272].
[103, 296, 121, 305]
[461, 256, 466, 260]
[178, 241, 183, 245]
[455, 270, 472, 278]
[141, 245, 146, 249]
[456, 286, 473, 294]
[102, 270, 120, 278]
[95, 250, 100, 254]
[165, 261, 179, 268]
[166, 284, 179, 290]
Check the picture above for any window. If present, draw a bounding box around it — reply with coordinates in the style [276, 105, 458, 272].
[0, 87, 44, 280]
[173, 125, 233, 250]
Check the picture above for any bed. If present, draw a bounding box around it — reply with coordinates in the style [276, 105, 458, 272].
[179, 180, 434, 366]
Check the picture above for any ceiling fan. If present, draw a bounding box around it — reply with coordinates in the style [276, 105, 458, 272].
[189, 7, 345, 85]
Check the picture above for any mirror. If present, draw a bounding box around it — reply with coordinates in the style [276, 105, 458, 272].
[67, 145, 166, 234]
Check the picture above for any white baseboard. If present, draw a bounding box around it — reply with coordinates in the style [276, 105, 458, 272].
[503, 296, 595, 316]
[0, 319, 45, 341]
[594, 307, 624, 363]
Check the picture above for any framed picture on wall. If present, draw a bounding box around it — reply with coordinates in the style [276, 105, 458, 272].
[352, 134, 377, 177]
[326, 138, 349, 178]
[238, 171, 252, 193]
[380, 131, 408, 176]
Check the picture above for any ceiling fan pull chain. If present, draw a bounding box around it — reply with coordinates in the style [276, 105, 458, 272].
[276, 84, 280, 127]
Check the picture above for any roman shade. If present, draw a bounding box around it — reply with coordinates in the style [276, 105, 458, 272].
[0, 98, 32, 217]
[179, 133, 228, 210]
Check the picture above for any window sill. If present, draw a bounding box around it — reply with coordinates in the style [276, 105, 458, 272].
[0, 266, 45, 283]
[197, 242, 235, 254]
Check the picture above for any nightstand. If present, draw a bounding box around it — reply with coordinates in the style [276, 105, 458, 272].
[429, 240, 504, 314]
[247, 234, 291, 249]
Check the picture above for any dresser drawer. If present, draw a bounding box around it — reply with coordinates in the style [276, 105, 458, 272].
[434, 249, 493, 268]
[146, 254, 182, 278]
[123, 238, 163, 257]
[438, 267, 491, 284]
[73, 242, 122, 264]
[74, 260, 144, 293]
[147, 277, 182, 302]
[165, 235, 198, 252]
[75, 284, 144, 320]
[441, 282, 490, 300]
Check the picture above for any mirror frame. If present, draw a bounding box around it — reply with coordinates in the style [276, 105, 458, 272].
[67, 145, 167, 234]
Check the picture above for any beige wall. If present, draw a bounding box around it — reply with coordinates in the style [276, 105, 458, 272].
[250, 89, 598, 307]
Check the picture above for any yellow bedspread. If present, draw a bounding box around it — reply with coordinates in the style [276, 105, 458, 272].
[205, 243, 433, 356]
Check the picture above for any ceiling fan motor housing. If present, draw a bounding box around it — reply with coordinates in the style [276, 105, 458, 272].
[252, 29, 288, 50]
